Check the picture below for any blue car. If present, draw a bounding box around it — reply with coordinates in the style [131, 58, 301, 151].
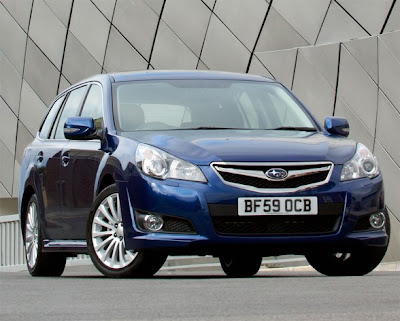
[19, 70, 390, 278]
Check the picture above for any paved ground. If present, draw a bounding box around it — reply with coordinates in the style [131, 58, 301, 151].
[1, 268, 400, 321]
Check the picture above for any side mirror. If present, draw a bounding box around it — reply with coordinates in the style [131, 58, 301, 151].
[64, 117, 99, 140]
[324, 116, 350, 137]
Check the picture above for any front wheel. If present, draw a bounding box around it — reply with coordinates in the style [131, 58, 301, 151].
[87, 184, 167, 278]
[306, 211, 390, 276]
[219, 254, 262, 277]
[306, 246, 388, 276]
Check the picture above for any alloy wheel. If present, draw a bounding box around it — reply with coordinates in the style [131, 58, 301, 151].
[91, 193, 137, 269]
[25, 201, 39, 268]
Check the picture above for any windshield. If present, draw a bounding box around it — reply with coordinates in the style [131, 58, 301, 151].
[113, 79, 317, 131]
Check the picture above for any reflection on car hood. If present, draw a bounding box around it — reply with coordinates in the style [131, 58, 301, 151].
[122, 130, 356, 165]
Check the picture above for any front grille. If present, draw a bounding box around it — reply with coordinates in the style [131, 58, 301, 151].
[212, 216, 340, 235]
[212, 162, 333, 193]
[209, 203, 344, 236]
[218, 171, 328, 189]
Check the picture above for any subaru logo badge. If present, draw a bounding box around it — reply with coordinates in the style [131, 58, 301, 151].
[266, 168, 288, 180]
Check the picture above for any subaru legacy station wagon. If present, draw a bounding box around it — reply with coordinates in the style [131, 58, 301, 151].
[19, 70, 390, 278]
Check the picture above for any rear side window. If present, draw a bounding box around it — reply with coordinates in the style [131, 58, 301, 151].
[39, 95, 65, 139]
[52, 86, 88, 139]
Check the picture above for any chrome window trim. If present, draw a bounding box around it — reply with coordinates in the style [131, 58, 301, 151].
[211, 161, 334, 194]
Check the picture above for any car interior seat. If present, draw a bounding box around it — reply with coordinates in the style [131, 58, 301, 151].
[119, 103, 145, 130]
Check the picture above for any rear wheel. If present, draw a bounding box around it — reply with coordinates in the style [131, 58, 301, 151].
[87, 184, 167, 278]
[24, 194, 66, 276]
[219, 254, 262, 277]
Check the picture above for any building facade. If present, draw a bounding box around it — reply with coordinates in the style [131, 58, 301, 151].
[1, 0, 399, 261]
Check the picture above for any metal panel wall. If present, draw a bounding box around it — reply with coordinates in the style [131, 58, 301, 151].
[0, 0, 399, 261]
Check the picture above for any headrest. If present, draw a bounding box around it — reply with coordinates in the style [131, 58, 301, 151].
[119, 103, 144, 130]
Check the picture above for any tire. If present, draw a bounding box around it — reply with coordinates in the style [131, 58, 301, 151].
[306, 211, 391, 276]
[219, 254, 262, 277]
[24, 194, 66, 276]
[87, 184, 167, 278]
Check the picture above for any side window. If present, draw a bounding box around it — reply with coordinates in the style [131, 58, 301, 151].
[80, 84, 103, 129]
[39, 95, 65, 139]
[52, 86, 88, 139]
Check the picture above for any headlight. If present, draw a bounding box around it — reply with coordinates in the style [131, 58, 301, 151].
[340, 143, 380, 181]
[135, 144, 207, 182]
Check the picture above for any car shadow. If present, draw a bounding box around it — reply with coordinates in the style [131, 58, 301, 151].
[60, 271, 325, 279]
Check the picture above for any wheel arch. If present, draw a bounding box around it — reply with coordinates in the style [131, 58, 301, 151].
[97, 173, 115, 195]
[20, 185, 35, 239]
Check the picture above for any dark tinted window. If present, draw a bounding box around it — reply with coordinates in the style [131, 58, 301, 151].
[80, 84, 103, 129]
[39, 95, 65, 139]
[53, 86, 88, 139]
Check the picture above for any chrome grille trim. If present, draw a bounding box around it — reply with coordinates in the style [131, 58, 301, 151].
[214, 165, 331, 181]
[211, 161, 334, 193]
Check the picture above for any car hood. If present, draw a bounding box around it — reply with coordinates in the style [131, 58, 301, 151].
[122, 130, 356, 165]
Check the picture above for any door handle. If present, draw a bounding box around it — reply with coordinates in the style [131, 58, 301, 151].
[37, 151, 44, 164]
[61, 152, 70, 167]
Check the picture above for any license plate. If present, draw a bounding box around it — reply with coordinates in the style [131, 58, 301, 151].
[238, 197, 318, 216]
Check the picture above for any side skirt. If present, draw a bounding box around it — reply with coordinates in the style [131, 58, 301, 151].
[43, 239, 88, 254]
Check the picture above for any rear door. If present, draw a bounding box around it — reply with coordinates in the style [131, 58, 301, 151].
[43, 85, 89, 239]
[34, 95, 67, 240]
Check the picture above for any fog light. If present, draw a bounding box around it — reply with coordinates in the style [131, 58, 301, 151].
[143, 214, 164, 231]
[369, 212, 386, 229]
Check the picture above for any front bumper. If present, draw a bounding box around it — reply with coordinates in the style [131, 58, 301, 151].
[117, 165, 388, 256]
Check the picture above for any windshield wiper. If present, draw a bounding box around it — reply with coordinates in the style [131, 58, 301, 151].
[183, 126, 244, 130]
[179, 126, 318, 131]
[271, 126, 318, 132]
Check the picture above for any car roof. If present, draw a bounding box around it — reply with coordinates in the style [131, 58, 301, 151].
[108, 70, 276, 83]
[55, 70, 277, 105]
